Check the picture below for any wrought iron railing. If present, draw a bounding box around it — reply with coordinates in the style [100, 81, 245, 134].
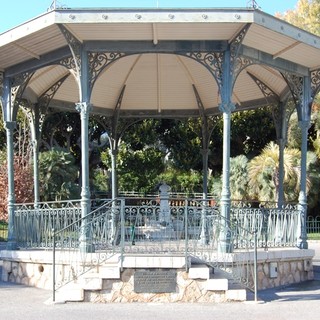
[231, 202, 301, 248]
[14, 200, 81, 248]
[11, 198, 307, 301]
[307, 215, 320, 234]
[50, 198, 258, 301]
[53, 199, 125, 300]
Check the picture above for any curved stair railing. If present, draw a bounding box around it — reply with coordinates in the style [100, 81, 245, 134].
[12, 198, 302, 301]
[52, 198, 125, 300]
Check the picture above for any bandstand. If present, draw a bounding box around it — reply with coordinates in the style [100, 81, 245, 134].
[0, 6, 318, 302]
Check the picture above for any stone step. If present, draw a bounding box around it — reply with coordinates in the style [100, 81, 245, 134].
[188, 264, 213, 279]
[226, 288, 247, 301]
[54, 283, 84, 303]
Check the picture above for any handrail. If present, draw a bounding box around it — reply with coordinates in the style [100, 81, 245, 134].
[13, 197, 305, 302]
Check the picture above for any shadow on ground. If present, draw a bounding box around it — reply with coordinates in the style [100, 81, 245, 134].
[258, 263, 320, 302]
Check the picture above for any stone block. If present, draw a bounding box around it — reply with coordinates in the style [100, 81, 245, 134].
[99, 266, 120, 279]
[56, 287, 84, 302]
[188, 265, 210, 279]
[122, 255, 185, 268]
[206, 278, 228, 291]
[226, 289, 247, 301]
[81, 275, 103, 290]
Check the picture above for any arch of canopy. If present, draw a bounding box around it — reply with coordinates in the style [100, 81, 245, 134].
[1, 8, 320, 250]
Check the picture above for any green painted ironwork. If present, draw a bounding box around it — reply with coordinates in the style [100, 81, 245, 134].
[11, 198, 306, 302]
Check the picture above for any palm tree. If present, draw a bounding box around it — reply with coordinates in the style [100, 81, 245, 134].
[229, 155, 249, 200]
[248, 142, 301, 203]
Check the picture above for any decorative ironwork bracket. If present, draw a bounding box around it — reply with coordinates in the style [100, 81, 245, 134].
[282, 72, 303, 107]
[230, 24, 251, 84]
[311, 68, 320, 99]
[88, 52, 126, 90]
[58, 25, 81, 76]
[9, 72, 34, 121]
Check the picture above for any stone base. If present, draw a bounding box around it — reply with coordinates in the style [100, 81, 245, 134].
[0, 248, 315, 303]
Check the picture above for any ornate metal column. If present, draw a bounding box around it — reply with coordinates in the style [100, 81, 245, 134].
[247, 72, 295, 207]
[2, 75, 17, 250]
[298, 118, 309, 249]
[283, 73, 312, 249]
[298, 76, 312, 249]
[110, 148, 118, 199]
[26, 104, 40, 206]
[59, 25, 94, 252]
[271, 100, 295, 207]
[219, 47, 235, 253]
[76, 101, 93, 252]
[5, 121, 17, 250]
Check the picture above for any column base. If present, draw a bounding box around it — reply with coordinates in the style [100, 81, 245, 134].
[6, 240, 17, 250]
[79, 242, 95, 253]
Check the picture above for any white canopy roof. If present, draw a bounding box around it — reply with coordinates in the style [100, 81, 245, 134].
[1, 7, 319, 117]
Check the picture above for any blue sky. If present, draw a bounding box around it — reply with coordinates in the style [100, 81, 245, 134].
[0, 0, 298, 33]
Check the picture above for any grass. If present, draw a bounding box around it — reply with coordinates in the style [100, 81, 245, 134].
[308, 233, 320, 240]
[0, 221, 8, 242]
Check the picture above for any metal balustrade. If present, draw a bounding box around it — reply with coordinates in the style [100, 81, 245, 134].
[13, 199, 302, 250]
[231, 203, 301, 249]
[52, 199, 125, 299]
[48, 198, 259, 300]
[307, 215, 320, 234]
[10, 198, 306, 300]
[14, 200, 82, 248]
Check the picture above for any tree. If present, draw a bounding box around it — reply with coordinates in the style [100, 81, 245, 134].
[248, 142, 299, 202]
[158, 169, 203, 195]
[0, 109, 34, 220]
[247, 141, 320, 204]
[231, 108, 276, 157]
[100, 143, 165, 194]
[0, 157, 34, 221]
[276, 0, 320, 36]
[229, 155, 250, 200]
[39, 148, 79, 201]
[0, 108, 6, 148]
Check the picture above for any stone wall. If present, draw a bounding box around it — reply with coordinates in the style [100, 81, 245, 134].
[85, 269, 229, 303]
[1, 259, 53, 289]
[0, 248, 315, 303]
[256, 259, 313, 290]
[233, 248, 315, 290]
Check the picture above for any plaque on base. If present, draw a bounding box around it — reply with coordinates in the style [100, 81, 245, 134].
[134, 269, 177, 293]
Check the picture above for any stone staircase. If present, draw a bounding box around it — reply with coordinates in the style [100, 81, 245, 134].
[52, 255, 248, 303]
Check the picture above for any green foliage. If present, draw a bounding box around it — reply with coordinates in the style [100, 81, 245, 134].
[231, 108, 276, 157]
[0, 108, 5, 147]
[0, 157, 34, 221]
[157, 118, 203, 171]
[248, 142, 299, 202]
[276, 0, 320, 35]
[39, 148, 79, 201]
[287, 113, 302, 149]
[92, 167, 110, 195]
[100, 144, 165, 194]
[208, 155, 250, 200]
[208, 175, 222, 198]
[158, 169, 203, 195]
[229, 155, 249, 200]
[305, 151, 320, 208]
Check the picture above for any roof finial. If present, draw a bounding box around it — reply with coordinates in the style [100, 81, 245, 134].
[247, 0, 261, 10]
[48, 1, 66, 11]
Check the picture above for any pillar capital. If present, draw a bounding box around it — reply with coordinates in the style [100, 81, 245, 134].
[219, 102, 235, 113]
[200, 148, 209, 156]
[298, 119, 311, 130]
[75, 102, 92, 114]
[4, 121, 16, 130]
